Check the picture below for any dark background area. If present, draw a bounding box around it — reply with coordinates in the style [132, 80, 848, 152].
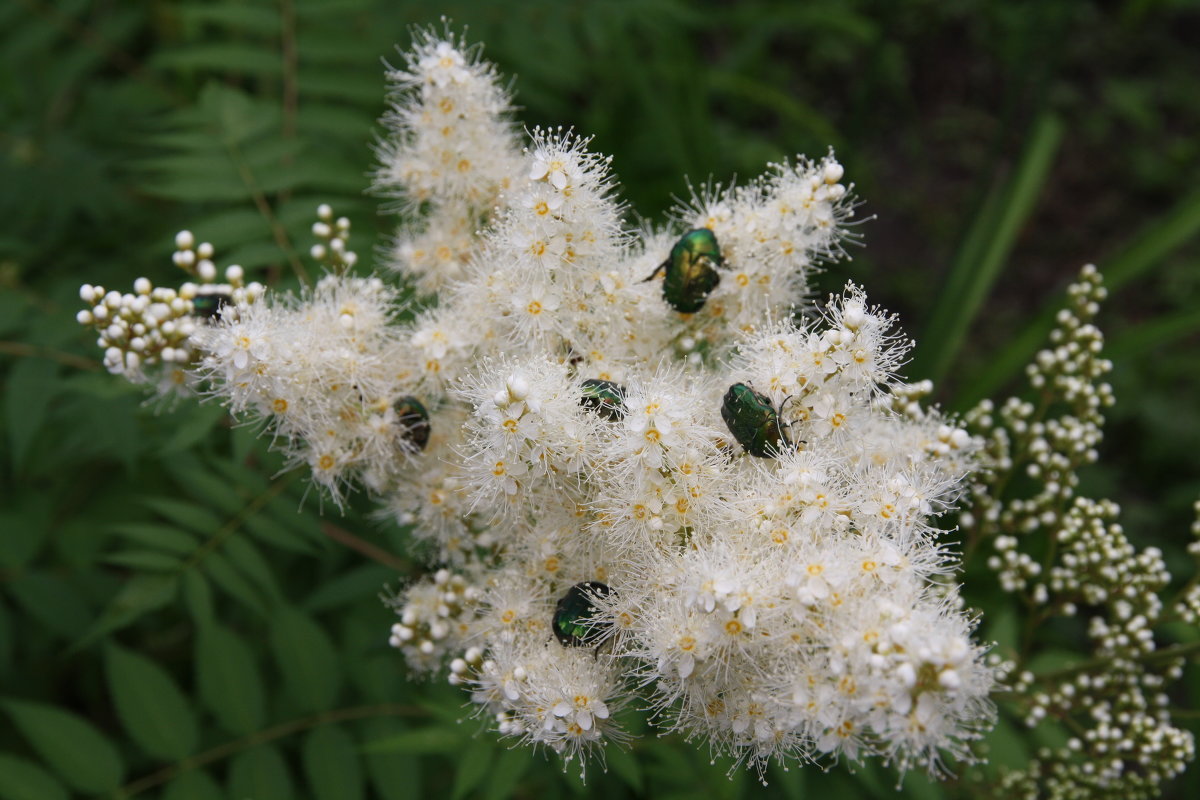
[2, 1, 1198, 798]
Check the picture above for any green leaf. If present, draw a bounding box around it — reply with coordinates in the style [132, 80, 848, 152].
[183, 570, 215, 627]
[1, 699, 124, 793]
[1104, 190, 1200, 290]
[109, 522, 200, 555]
[162, 769, 226, 800]
[102, 549, 184, 571]
[197, 623, 265, 736]
[0, 291, 30, 337]
[74, 573, 178, 648]
[304, 725, 365, 800]
[204, 552, 268, 615]
[767, 762, 803, 800]
[105, 642, 199, 760]
[177, 3, 281, 34]
[154, 46, 284, 78]
[361, 718, 420, 800]
[912, 112, 1064, 384]
[6, 357, 58, 471]
[901, 769, 947, 800]
[450, 738, 494, 800]
[228, 745, 293, 800]
[0, 494, 50, 568]
[481, 746, 529, 800]
[0, 754, 69, 800]
[160, 403, 228, 453]
[960, 191, 1200, 408]
[1108, 304, 1200, 360]
[270, 607, 342, 713]
[0, 598, 12, 676]
[6, 572, 93, 640]
[362, 725, 465, 755]
[983, 713, 1031, 770]
[244, 510, 319, 555]
[222, 536, 283, 604]
[303, 563, 395, 612]
[142, 496, 223, 537]
[166, 458, 248, 515]
[606, 745, 643, 793]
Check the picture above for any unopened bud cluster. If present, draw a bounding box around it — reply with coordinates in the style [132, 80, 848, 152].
[311, 203, 358, 271]
[962, 267, 1196, 798]
[76, 232, 263, 392]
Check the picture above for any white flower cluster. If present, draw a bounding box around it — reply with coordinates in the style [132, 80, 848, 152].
[78, 30, 1000, 782]
[373, 26, 525, 294]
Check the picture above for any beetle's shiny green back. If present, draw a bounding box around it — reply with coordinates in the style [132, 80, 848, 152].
[552, 581, 612, 647]
[580, 379, 626, 421]
[661, 228, 723, 313]
[721, 383, 788, 458]
[393, 395, 431, 452]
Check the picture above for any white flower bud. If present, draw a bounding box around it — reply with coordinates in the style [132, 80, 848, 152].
[196, 242, 214, 259]
[317, 203, 333, 221]
[225, 264, 244, 283]
[842, 301, 865, 331]
[506, 375, 529, 401]
[76, 309, 93, 325]
[313, 222, 332, 238]
[80, 284, 96, 303]
[197, 260, 217, 282]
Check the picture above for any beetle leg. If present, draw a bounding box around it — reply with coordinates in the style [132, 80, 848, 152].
[640, 259, 668, 283]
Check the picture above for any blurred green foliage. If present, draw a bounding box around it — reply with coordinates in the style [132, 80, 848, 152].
[1, 0, 1198, 797]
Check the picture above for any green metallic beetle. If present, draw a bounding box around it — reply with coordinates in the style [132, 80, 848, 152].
[579, 379, 627, 421]
[393, 395, 431, 452]
[192, 288, 231, 320]
[643, 228, 724, 313]
[552, 581, 613, 648]
[721, 383, 792, 458]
